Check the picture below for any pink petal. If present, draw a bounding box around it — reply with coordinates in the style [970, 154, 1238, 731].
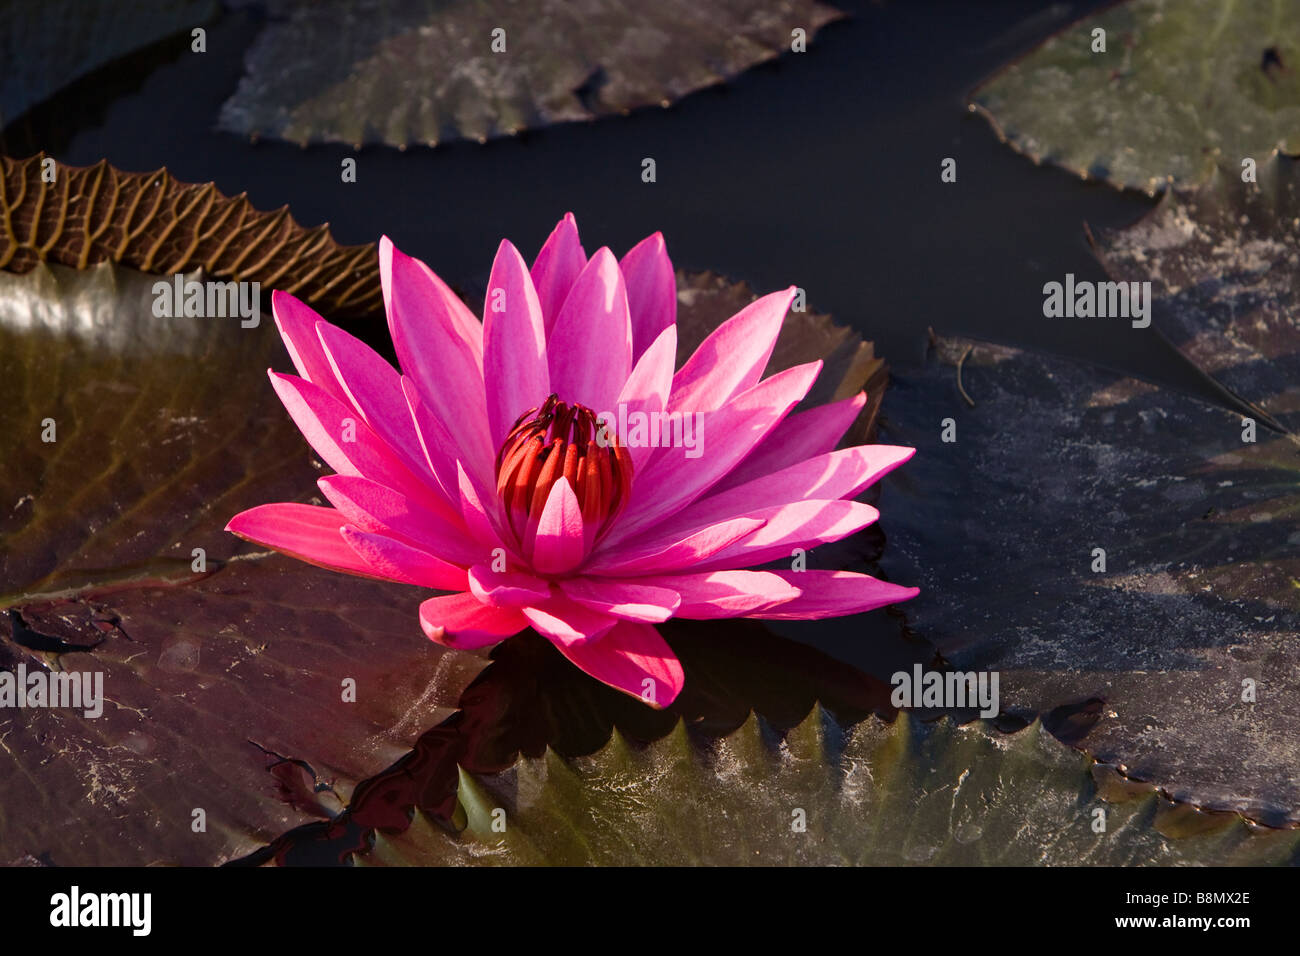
[669, 287, 794, 413]
[546, 248, 632, 413]
[558, 577, 681, 622]
[619, 231, 676, 361]
[270, 292, 348, 405]
[317, 475, 484, 567]
[269, 371, 444, 512]
[483, 239, 550, 448]
[612, 324, 677, 473]
[530, 212, 587, 332]
[744, 570, 919, 620]
[613, 361, 822, 541]
[586, 516, 764, 576]
[420, 593, 528, 649]
[528, 477, 586, 575]
[551, 621, 684, 708]
[467, 563, 552, 607]
[523, 593, 618, 645]
[226, 503, 380, 580]
[690, 499, 880, 572]
[401, 376, 470, 504]
[340, 527, 469, 590]
[379, 237, 493, 486]
[636, 570, 801, 618]
[457, 461, 509, 554]
[414, 258, 484, 360]
[315, 320, 435, 482]
[656, 445, 915, 536]
[713, 391, 867, 492]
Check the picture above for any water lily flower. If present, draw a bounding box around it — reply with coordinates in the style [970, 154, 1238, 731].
[227, 215, 917, 707]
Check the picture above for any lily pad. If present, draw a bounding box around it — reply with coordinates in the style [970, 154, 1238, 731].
[0, 0, 215, 129]
[217, 0, 844, 148]
[359, 708, 1300, 865]
[1, 155, 382, 317]
[881, 333, 1300, 826]
[971, 0, 1300, 193]
[1091, 152, 1300, 433]
[0, 262, 486, 864]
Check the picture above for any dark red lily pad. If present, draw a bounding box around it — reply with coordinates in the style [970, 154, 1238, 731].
[0, 262, 486, 864]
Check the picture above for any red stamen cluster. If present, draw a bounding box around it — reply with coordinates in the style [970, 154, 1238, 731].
[495, 395, 633, 545]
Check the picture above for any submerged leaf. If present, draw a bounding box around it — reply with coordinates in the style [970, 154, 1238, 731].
[218, 0, 844, 148]
[359, 709, 1300, 865]
[971, 0, 1300, 193]
[0, 155, 382, 317]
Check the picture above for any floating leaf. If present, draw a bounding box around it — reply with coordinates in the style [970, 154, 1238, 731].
[881, 333, 1300, 826]
[218, 0, 844, 148]
[359, 709, 1299, 865]
[0, 263, 486, 864]
[1091, 152, 1300, 432]
[970, 0, 1300, 193]
[0, 0, 215, 128]
[0, 155, 382, 317]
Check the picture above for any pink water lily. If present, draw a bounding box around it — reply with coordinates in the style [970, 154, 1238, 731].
[226, 215, 917, 707]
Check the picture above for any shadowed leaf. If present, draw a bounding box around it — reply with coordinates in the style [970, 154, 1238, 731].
[1091, 152, 1300, 433]
[218, 0, 844, 148]
[881, 333, 1300, 825]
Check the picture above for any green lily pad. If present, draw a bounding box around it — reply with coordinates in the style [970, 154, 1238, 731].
[0, 262, 486, 865]
[971, 0, 1300, 193]
[217, 0, 844, 148]
[358, 708, 1299, 865]
[882, 333, 1300, 826]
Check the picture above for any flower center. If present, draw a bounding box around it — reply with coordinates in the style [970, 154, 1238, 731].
[495, 395, 633, 547]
